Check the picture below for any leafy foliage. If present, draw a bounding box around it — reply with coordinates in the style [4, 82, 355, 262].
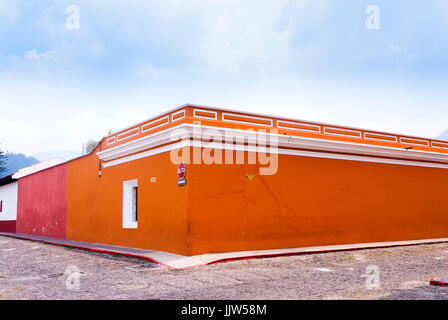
[0, 149, 6, 174]
[83, 140, 99, 155]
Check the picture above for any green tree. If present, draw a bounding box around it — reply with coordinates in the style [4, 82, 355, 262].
[0, 149, 7, 174]
[83, 140, 99, 155]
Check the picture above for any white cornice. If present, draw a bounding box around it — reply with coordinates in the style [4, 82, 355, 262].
[102, 140, 448, 170]
[98, 124, 448, 168]
[97, 123, 188, 161]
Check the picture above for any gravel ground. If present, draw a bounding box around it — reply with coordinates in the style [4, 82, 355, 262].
[1, 235, 448, 300]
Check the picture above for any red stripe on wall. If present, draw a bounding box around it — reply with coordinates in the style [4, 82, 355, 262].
[0, 221, 16, 233]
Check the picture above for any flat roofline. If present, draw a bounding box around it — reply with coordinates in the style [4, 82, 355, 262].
[0, 174, 16, 187]
[103, 103, 448, 144]
[12, 158, 66, 180]
[103, 103, 191, 139]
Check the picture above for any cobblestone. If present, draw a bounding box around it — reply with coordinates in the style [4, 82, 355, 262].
[1, 235, 448, 300]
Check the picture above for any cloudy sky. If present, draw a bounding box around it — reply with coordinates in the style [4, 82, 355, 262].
[1, 0, 448, 159]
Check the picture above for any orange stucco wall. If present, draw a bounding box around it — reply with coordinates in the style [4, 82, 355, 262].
[67, 150, 190, 255]
[63, 105, 448, 256]
[66, 145, 448, 256]
[188, 149, 448, 255]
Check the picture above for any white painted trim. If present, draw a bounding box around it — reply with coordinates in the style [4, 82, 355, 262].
[102, 139, 448, 170]
[141, 115, 170, 133]
[103, 143, 185, 168]
[279, 148, 448, 169]
[400, 137, 430, 147]
[98, 124, 448, 167]
[277, 120, 321, 133]
[432, 141, 448, 150]
[193, 108, 218, 120]
[122, 179, 138, 229]
[97, 124, 189, 162]
[364, 132, 398, 143]
[193, 141, 448, 170]
[324, 126, 362, 138]
[222, 112, 273, 127]
[103, 103, 444, 149]
[185, 103, 439, 142]
[171, 109, 186, 122]
[117, 127, 140, 142]
[98, 123, 187, 155]
[201, 124, 448, 162]
[107, 136, 116, 145]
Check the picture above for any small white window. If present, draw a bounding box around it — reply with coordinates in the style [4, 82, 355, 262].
[123, 179, 138, 229]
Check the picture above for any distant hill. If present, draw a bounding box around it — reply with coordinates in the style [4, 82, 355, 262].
[436, 129, 448, 141]
[0, 153, 40, 178]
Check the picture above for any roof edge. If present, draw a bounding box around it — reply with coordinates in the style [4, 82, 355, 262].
[103, 103, 448, 144]
[0, 174, 16, 187]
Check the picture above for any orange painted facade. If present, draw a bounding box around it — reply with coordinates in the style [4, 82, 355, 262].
[64, 104, 448, 255]
[188, 153, 448, 255]
[67, 151, 189, 255]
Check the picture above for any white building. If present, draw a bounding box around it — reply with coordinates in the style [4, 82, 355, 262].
[0, 175, 18, 232]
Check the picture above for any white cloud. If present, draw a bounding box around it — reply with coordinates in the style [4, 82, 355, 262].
[388, 43, 403, 55]
[24, 0, 332, 77]
[1, 0, 448, 157]
[25, 49, 53, 60]
[0, 0, 19, 23]
[1, 70, 448, 156]
[437, 0, 448, 18]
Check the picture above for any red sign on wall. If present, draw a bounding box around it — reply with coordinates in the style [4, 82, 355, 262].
[177, 162, 186, 179]
[177, 162, 186, 186]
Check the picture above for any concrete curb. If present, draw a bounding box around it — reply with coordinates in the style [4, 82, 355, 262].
[2, 232, 448, 269]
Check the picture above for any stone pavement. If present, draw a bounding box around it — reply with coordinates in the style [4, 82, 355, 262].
[2, 232, 448, 269]
[2, 234, 448, 299]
